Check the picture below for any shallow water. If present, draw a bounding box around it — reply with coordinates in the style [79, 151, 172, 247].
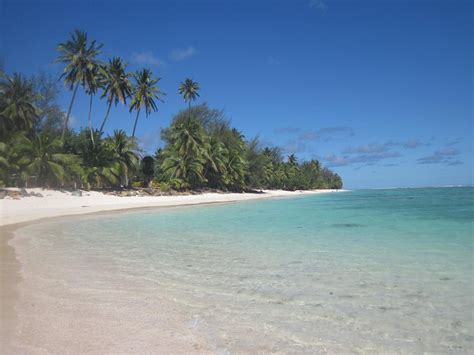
[12, 187, 474, 353]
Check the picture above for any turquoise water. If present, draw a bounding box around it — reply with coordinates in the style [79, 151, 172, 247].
[15, 188, 474, 353]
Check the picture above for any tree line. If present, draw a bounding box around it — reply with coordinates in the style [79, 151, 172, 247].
[0, 30, 343, 191]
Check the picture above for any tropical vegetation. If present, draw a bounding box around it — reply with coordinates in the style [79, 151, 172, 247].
[0, 30, 342, 191]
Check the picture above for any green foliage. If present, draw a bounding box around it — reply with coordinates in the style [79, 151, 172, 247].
[63, 129, 139, 188]
[99, 57, 132, 133]
[56, 29, 103, 137]
[178, 78, 200, 104]
[131, 181, 142, 188]
[0, 33, 343, 191]
[158, 181, 171, 192]
[129, 69, 165, 138]
[0, 72, 39, 139]
[161, 118, 209, 189]
[178, 78, 200, 122]
[14, 131, 83, 188]
[0, 135, 22, 186]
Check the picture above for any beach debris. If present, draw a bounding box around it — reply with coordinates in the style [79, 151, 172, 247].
[0, 189, 45, 199]
[29, 192, 44, 197]
[102, 188, 191, 197]
[71, 190, 82, 197]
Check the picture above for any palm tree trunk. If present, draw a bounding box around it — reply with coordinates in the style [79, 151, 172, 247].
[88, 94, 95, 147]
[132, 109, 141, 138]
[188, 101, 191, 124]
[61, 82, 79, 140]
[99, 100, 113, 134]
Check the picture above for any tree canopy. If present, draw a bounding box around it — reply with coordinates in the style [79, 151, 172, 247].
[0, 30, 342, 192]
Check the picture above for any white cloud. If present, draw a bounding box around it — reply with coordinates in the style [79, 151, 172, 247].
[308, 0, 327, 10]
[170, 46, 196, 61]
[131, 51, 165, 67]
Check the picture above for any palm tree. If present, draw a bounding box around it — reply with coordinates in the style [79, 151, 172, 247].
[15, 132, 83, 188]
[205, 137, 228, 188]
[71, 129, 120, 189]
[99, 57, 132, 134]
[288, 154, 298, 166]
[108, 129, 139, 186]
[129, 69, 164, 139]
[56, 30, 103, 139]
[222, 129, 247, 190]
[0, 72, 38, 137]
[0, 137, 21, 186]
[84, 61, 102, 146]
[178, 78, 200, 122]
[161, 119, 209, 188]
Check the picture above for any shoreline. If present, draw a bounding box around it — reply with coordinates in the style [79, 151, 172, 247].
[0, 188, 342, 352]
[0, 188, 342, 227]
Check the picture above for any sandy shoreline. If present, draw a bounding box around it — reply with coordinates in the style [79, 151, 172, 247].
[0, 188, 341, 353]
[0, 188, 339, 227]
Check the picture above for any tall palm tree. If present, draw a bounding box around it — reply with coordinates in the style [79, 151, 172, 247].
[0, 72, 38, 136]
[178, 78, 200, 122]
[99, 57, 132, 134]
[84, 61, 102, 146]
[56, 30, 103, 139]
[129, 69, 164, 139]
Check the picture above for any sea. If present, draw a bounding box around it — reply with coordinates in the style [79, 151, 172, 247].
[11, 187, 474, 353]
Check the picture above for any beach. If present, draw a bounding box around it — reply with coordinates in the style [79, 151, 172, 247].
[0, 188, 336, 227]
[0, 188, 340, 353]
[1, 188, 472, 353]
[1, 0, 471, 351]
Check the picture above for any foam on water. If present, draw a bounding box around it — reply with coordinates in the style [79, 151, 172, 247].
[12, 187, 474, 353]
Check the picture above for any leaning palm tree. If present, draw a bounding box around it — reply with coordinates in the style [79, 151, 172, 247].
[99, 57, 132, 134]
[178, 78, 200, 122]
[56, 30, 103, 139]
[0, 72, 39, 137]
[129, 69, 164, 138]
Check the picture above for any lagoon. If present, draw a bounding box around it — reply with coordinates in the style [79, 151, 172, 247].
[9, 187, 474, 353]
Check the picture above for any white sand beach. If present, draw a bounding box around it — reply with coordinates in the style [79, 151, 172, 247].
[0, 188, 340, 227]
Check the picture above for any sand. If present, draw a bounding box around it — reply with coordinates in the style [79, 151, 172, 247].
[0, 188, 340, 353]
[0, 188, 338, 227]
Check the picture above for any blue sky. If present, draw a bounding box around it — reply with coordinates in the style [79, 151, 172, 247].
[2, 0, 472, 188]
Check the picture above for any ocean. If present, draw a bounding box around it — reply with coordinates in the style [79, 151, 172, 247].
[12, 187, 474, 353]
